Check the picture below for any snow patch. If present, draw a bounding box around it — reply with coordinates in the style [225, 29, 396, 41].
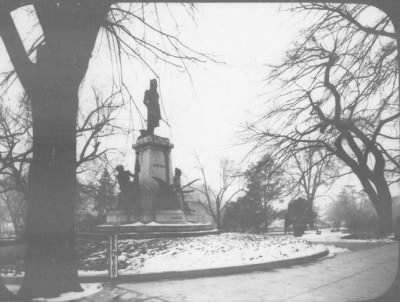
[302, 230, 396, 243]
[33, 283, 102, 302]
[315, 244, 350, 258]
[143, 222, 197, 226]
[302, 231, 345, 242]
[78, 270, 107, 277]
[145, 222, 161, 225]
[123, 222, 145, 226]
[79, 233, 328, 275]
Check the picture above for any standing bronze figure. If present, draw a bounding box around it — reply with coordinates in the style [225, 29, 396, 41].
[173, 168, 182, 192]
[143, 79, 161, 135]
[115, 165, 135, 210]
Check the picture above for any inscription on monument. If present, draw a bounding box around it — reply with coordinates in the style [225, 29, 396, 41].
[153, 150, 166, 168]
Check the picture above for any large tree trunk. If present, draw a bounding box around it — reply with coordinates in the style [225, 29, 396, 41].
[0, 279, 14, 300]
[309, 199, 315, 229]
[375, 178, 393, 236]
[18, 40, 81, 295]
[335, 134, 393, 236]
[376, 202, 393, 236]
[358, 173, 393, 236]
[19, 88, 80, 298]
[0, 2, 111, 298]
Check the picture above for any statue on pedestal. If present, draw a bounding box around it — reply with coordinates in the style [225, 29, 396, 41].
[173, 168, 196, 215]
[115, 165, 136, 210]
[173, 168, 182, 192]
[143, 79, 161, 136]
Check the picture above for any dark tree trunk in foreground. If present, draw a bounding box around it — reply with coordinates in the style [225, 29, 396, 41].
[0, 279, 14, 300]
[0, 1, 109, 298]
[21, 81, 82, 297]
[334, 130, 393, 235]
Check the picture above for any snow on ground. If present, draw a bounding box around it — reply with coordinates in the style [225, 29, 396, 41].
[79, 233, 328, 274]
[321, 245, 350, 258]
[123, 222, 145, 226]
[138, 222, 201, 226]
[78, 270, 108, 276]
[32, 283, 102, 302]
[302, 230, 347, 242]
[302, 229, 395, 243]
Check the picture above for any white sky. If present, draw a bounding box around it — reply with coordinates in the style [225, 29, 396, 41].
[1, 3, 399, 211]
[93, 3, 311, 185]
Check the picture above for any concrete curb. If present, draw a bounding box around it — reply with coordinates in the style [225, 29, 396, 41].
[3, 248, 329, 284]
[114, 248, 329, 283]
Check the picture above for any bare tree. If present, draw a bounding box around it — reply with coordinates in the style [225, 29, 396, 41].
[0, 90, 126, 183]
[194, 158, 242, 229]
[0, 99, 31, 196]
[0, 189, 26, 236]
[246, 3, 398, 235]
[0, 1, 207, 298]
[289, 148, 338, 227]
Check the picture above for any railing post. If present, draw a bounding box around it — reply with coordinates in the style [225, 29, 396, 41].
[108, 231, 118, 278]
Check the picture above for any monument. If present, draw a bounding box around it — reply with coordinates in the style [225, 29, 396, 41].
[132, 134, 186, 224]
[101, 79, 215, 235]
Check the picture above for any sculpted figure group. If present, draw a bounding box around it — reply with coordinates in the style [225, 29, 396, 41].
[116, 164, 183, 212]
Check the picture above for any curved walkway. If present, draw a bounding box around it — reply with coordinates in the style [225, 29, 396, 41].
[83, 242, 398, 302]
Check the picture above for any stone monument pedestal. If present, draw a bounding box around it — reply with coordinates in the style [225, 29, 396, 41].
[155, 210, 186, 224]
[133, 135, 186, 223]
[106, 210, 139, 224]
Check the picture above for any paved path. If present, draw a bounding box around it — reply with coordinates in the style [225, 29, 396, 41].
[80, 242, 398, 302]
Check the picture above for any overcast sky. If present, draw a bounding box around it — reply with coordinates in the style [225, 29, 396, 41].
[95, 3, 312, 184]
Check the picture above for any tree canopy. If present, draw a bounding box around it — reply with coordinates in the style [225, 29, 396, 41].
[245, 3, 399, 235]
